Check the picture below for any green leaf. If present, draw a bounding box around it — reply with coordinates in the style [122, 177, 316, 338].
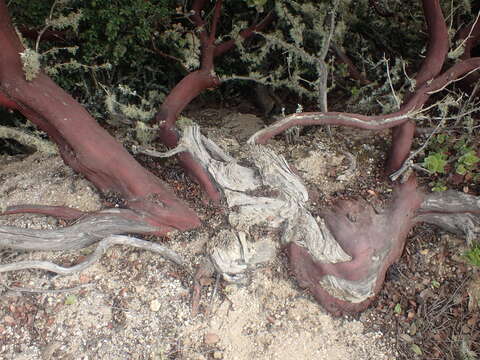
[436, 133, 447, 144]
[394, 303, 402, 314]
[431, 180, 447, 192]
[411, 344, 422, 355]
[456, 164, 467, 175]
[464, 243, 480, 267]
[423, 153, 447, 174]
[431, 280, 440, 289]
[432, 184, 447, 192]
[65, 295, 77, 305]
[459, 151, 480, 167]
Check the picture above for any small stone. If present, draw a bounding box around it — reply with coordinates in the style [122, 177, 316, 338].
[3, 315, 15, 325]
[213, 351, 223, 359]
[400, 333, 413, 343]
[150, 299, 161, 312]
[204, 332, 220, 345]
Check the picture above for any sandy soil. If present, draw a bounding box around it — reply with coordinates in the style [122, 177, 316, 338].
[0, 114, 399, 360]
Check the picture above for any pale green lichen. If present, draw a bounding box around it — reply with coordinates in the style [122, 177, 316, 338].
[176, 115, 195, 130]
[135, 122, 158, 145]
[46, 9, 83, 33]
[0, 125, 57, 154]
[183, 33, 201, 71]
[20, 49, 41, 81]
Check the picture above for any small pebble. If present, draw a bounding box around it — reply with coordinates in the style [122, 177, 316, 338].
[204, 332, 220, 345]
[150, 299, 161, 312]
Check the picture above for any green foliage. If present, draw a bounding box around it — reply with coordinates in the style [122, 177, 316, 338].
[422, 133, 479, 191]
[64, 294, 77, 305]
[394, 303, 402, 314]
[424, 152, 447, 174]
[464, 243, 480, 267]
[411, 344, 423, 356]
[77, 0, 172, 68]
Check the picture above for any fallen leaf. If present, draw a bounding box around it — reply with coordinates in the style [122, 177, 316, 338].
[411, 344, 422, 355]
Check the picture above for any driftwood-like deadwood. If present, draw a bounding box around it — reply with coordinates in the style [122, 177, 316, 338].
[0, 210, 184, 274]
[416, 191, 480, 243]
[167, 125, 479, 315]
[0, 210, 156, 251]
[1, 0, 478, 319]
[0, 235, 184, 274]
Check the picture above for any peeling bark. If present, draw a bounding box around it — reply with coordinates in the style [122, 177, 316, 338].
[173, 125, 478, 315]
[152, 0, 273, 202]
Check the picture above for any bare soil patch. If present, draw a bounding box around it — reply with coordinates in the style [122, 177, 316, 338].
[1, 109, 477, 359]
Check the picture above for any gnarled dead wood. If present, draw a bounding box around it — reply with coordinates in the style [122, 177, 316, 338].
[171, 125, 479, 316]
[0, 209, 184, 274]
[0, 235, 184, 275]
[0, 209, 156, 251]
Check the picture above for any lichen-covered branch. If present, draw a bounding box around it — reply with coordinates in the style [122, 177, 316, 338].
[0, 0, 199, 233]
[249, 57, 480, 144]
[0, 125, 57, 154]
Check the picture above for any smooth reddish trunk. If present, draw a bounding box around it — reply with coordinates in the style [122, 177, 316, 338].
[286, 177, 423, 315]
[0, 0, 199, 233]
[386, 0, 448, 173]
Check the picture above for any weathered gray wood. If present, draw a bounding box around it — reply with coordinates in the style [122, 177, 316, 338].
[416, 191, 480, 243]
[0, 235, 184, 274]
[0, 209, 156, 251]
[180, 125, 352, 288]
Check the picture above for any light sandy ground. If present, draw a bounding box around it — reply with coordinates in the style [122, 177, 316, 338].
[0, 146, 396, 359]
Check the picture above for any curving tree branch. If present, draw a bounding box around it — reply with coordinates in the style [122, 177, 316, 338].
[153, 1, 274, 202]
[386, 0, 449, 173]
[0, 0, 200, 234]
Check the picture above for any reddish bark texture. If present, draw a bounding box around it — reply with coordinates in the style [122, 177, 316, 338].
[257, 0, 478, 315]
[386, 0, 448, 174]
[153, 0, 273, 202]
[286, 176, 423, 316]
[0, 0, 199, 234]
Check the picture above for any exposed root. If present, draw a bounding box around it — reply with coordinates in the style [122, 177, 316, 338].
[2, 204, 87, 220]
[0, 235, 184, 274]
[0, 209, 158, 251]
[4, 283, 93, 294]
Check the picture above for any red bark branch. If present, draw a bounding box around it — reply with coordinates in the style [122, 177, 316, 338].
[214, 11, 275, 57]
[0, 89, 18, 109]
[0, 0, 200, 234]
[250, 58, 480, 144]
[154, 2, 274, 202]
[191, 0, 209, 44]
[386, 0, 448, 174]
[286, 176, 423, 315]
[209, 0, 223, 44]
